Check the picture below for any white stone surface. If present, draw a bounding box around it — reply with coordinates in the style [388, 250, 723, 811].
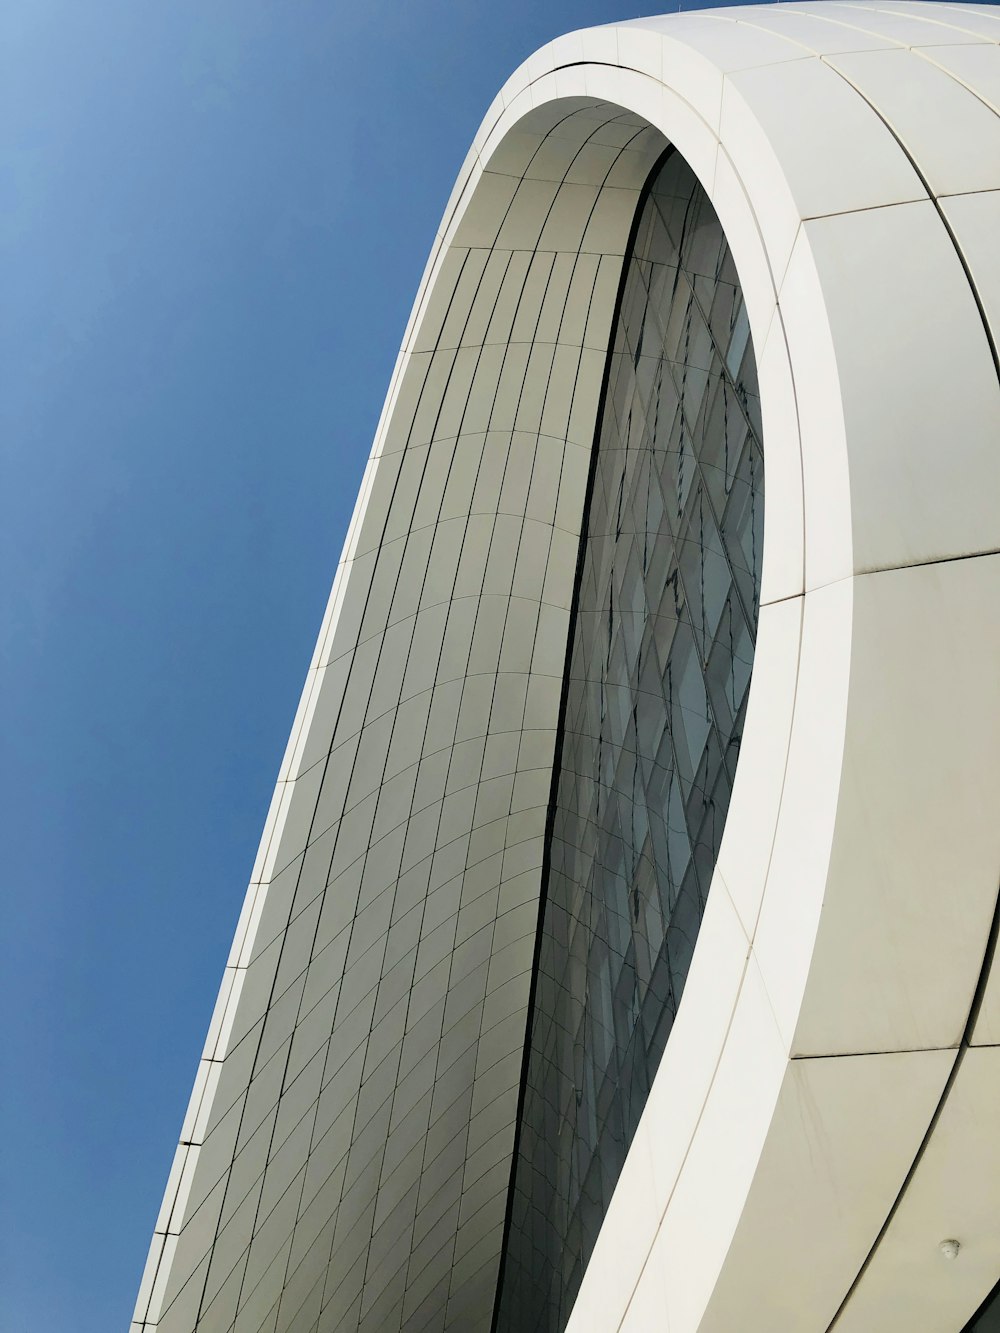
[833, 1046, 1000, 1332]
[694, 1048, 956, 1332]
[791, 555, 1000, 1058]
[715, 594, 803, 937]
[828, 46, 1000, 197]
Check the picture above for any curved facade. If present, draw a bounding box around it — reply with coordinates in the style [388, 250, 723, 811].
[497, 147, 765, 1332]
[134, 6, 1000, 1332]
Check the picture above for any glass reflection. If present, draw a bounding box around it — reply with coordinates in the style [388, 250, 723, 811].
[496, 148, 765, 1332]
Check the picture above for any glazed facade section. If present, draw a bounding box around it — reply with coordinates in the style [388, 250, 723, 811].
[498, 150, 763, 1332]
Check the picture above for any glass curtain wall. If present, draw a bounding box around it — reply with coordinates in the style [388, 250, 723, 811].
[495, 148, 765, 1333]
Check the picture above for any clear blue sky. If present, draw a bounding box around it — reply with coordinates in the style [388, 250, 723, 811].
[3, 0, 959, 1327]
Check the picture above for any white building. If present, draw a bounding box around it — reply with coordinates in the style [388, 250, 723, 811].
[134, 5, 1000, 1330]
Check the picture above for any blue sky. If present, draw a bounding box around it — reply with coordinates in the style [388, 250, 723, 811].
[2, 0, 950, 1326]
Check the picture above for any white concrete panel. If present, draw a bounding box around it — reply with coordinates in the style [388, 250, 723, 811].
[617, 24, 663, 81]
[919, 39, 1000, 115]
[736, 5, 900, 53]
[752, 575, 852, 1052]
[799, 202, 1000, 581]
[773, 221, 852, 590]
[605, 138, 664, 191]
[972, 938, 1000, 1047]
[577, 1120, 664, 1333]
[608, 70, 721, 199]
[725, 55, 925, 225]
[716, 594, 803, 937]
[521, 131, 589, 185]
[789, 1, 988, 45]
[623, 13, 810, 73]
[618, 1249, 672, 1333]
[449, 171, 521, 251]
[640, 33, 728, 135]
[941, 189, 1000, 359]
[754, 309, 804, 603]
[639, 875, 752, 1216]
[705, 137, 775, 323]
[582, 185, 644, 256]
[713, 86, 798, 297]
[652, 955, 789, 1333]
[829, 47, 1000, 197]
[833, 1046, 1000, 1332]
[413, 247, 474, 354]
[485, 128, 545, 181]
[795, 555, 1000, 1057]
[696, 1047, 956, 1333]
[441, 255, 494, 352]
[878, 0, 1000, 40]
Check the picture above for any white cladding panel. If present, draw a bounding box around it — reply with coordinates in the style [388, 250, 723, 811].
[135, 6, 1000, 1332]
